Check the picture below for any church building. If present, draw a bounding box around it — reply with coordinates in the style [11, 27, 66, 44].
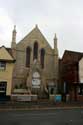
[11, 25, 59, 98]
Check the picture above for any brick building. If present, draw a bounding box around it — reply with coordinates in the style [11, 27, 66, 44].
[59, 50, 83, 101]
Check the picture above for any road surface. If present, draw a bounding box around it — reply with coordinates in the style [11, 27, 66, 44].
[0, 108, 83, 125]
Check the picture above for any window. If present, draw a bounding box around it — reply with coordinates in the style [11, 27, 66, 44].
[40, 48, 45, 68]
[79, 85, 83, 95]
[0, 61, 6, 70]
[26, 47, 31, 67]
[33, 42, 38, 60]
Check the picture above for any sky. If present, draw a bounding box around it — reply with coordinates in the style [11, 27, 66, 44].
[0, 0, 83, 57]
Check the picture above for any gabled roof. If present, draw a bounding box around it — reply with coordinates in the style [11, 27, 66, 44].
[17, 25, 52, 49]
[0, 46, 15, 62]
[62, 50, 83, 63]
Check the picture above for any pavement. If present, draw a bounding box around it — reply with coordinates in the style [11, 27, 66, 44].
[0, 101, 83, 111]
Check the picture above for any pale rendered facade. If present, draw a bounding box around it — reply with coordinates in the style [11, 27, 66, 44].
[79, 57, 83, 83]
[0, 46, 15, 97]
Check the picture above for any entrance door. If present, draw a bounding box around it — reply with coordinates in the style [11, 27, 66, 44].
[0, 82, 7, 96]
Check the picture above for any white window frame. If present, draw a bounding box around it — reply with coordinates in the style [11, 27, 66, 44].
[0, 61, 6, 70]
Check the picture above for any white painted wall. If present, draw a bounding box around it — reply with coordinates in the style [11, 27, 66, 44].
[79, 57, 83, 83]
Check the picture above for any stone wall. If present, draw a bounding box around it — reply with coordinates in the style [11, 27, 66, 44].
[12, 26, 59, 96]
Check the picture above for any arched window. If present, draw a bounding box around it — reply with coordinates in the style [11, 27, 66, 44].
[40, 48, 45, 69]
[26, 47, 31, 67]
[33, 42, 38, 60]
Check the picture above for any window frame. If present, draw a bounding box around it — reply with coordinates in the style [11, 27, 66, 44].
[0, 61, 6, 70]
[26, 47, 31, 67]
[33, 42, 38, 60]
[40, 48, 45, 69]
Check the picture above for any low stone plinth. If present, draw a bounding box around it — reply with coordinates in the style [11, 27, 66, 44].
[11, 94, 38, 102]
[49, 94, 55, 101]
[13, 89, 28, 94]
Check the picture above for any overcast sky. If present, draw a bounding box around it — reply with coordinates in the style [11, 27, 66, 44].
[0, 0, 83, 57]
